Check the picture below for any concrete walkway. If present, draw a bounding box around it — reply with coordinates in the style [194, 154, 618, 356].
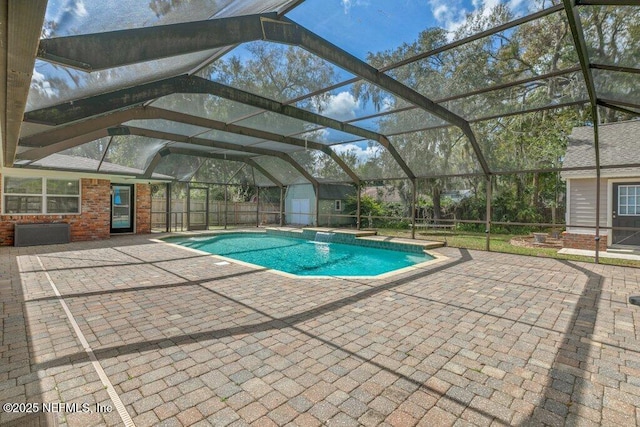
[1, 234, 639, 426]
[559, 247, 640, 261]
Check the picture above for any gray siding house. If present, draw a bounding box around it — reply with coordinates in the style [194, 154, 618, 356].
[285, 183, 356, 226]
[562, 120, 640, 249]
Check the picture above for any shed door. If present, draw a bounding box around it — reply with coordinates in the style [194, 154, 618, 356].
[291, 199, 310, 225]
[612, 183, 640, 245]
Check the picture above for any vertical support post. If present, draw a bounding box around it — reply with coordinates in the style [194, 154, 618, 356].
[356, 183, 361, 230]
[186, 182, 191, 231]
[411, 178, 417, 239]
[224, 184, 228, 230]
[595, 173, 601, 263]
[205, 186, 210, 231]
[256, 186, 260, 227]
[165, 182, 171, 233]
[279, 186, 285, 227]
[594, 116, 601, 264]
[486, 175, 492, 251]
[314, 183, 320, 227]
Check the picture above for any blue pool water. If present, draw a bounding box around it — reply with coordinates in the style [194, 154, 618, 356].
[168, 233, 433, 276]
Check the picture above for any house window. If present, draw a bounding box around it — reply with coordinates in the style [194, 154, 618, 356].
[618, 185, 640, 216]
[3, 177, 80, 214]
[334, 200, 342, 212]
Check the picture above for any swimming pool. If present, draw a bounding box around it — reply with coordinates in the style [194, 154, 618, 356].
[167, 233, 434, 277]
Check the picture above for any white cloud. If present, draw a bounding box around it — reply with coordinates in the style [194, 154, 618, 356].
[31, 70, 57, 98]
[74, 0, 88, 17]
[427, 0, 468, 36]
[333, 142, 379, 164]
[321, 91, 359, 121]
[432, 4, 449, 21]
[63, 0, 88, 18]
[340, 0, 371, 14]
[380, 96, 394, 112]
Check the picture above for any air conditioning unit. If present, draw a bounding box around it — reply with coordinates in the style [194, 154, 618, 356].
[14, 223, 70, 247]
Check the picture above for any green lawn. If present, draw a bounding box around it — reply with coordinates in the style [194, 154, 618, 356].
[375, 228, 640, 268]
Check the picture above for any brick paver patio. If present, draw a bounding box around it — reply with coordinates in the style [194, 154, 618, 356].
[1, 233, 639, 426]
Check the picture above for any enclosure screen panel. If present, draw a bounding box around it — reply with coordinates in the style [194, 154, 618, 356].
[593, 70, 639, 108]
[205, 43, 355, 103]
[443, 72, 588, 122]
[152, 94, 264, 124]
[40, 0, 294, 36]
[580, 5, 640, 70]
[332, 140, 407, 180]
[253, 156, 306, 185]
[27, 51, 223, 112]
[350, 108, 447, 135]
[193, 159, 249, 184]
[124, 119, 211, 137]
[387, 10, 577, 102]
[292, 82, 411, 123]
[101, 136, 167, 172]
[390, 129, 480, 178]
[290, 151, 351, 182]
[155, 154, 204, 181]
[234, 112, 324, 138]
[197, 129, 266, 147]
[470, 106, 589, 173]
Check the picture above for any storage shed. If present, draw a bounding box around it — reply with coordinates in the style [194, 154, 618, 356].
[562, 120, 640, 250]
[285, 183, 356, 226]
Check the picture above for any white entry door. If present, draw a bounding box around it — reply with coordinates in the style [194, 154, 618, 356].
[291, 199, 311, 225]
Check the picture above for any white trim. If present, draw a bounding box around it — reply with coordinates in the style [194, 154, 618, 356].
[563, 170, 640, 180]
[607, 179, 612, 247]
[2, 175, 81, 215]
[0, 166, 168, 183]
[565, 179, 570, 226]
[607, 178, 640, 247]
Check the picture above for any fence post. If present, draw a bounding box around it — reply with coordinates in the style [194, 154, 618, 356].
[314, 183, 320, 227]
[280, 187, 285, 226]
[411, 179, 417, 239]
[166, 182, 171, 233]
[486, 175, 492, 252]
[224, 185, 228, 230]
[256, 186, 260, 227]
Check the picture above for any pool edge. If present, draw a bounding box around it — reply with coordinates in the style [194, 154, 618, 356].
[153, 230, 449, 280]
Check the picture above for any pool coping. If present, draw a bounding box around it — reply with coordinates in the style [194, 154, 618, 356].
[153, 228, 448, 279]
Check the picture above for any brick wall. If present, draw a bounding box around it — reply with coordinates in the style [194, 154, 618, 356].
[0, 176, 111, 246]
[562, 232, 608, 251]
[135, 183, 151, 234]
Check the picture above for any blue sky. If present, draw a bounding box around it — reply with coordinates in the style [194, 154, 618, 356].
[287, 0, 532, 60]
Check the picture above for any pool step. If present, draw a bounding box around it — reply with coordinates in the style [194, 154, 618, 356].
[357, 235, 444, 250]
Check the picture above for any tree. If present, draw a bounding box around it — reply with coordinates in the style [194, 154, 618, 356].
[349, 1, 622, 225]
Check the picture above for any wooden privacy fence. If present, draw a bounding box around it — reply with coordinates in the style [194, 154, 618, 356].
[151, 199, 280, 230]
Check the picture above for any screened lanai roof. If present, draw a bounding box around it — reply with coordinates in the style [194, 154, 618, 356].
[2, 0, 638, 187]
